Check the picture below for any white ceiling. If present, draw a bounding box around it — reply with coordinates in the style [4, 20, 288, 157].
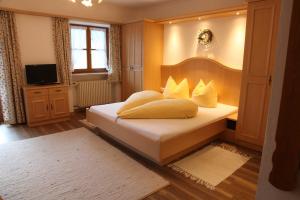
[105, 0, 172, 8]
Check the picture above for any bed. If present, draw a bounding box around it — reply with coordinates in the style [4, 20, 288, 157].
[87, 102, 237, 165]
[86, 57, 242, 165]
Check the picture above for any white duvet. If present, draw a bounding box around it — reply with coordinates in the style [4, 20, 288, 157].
[88, 102, 238, 142]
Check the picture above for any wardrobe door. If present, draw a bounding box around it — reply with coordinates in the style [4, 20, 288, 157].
[121, 22, 144, 100]
[121, 23, 134, 100]
[133, 22, 144, 92]
[237, 0, 279, 146]
[133, 22, 143, 70]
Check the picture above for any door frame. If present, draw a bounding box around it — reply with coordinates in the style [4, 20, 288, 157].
[269, 0, 300, 191]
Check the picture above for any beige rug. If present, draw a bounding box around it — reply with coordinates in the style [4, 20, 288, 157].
[0, 128, 169, 200]
[169, 144, 250, 190]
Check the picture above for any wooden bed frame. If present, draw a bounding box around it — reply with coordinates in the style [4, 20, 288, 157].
[86, 58, 242, 165]
[161, 57, 242, 107]
[158, 58, 242, 164]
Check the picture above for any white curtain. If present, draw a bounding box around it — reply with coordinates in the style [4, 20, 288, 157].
[53, 17, 72, 85]
[0, 10, 26, 124]
[107, 24, 121, 82]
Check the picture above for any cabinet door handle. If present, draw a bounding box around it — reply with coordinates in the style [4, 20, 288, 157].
[51, 104, 53, 110]
[268, 75, 272, 86]
[46, 105, 49, 111]
[55, 89, 62, 92]
[34, 91, 42, 94]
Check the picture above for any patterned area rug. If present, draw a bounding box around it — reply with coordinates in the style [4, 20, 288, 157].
[169, 143, 250, 190]
[0, 128, 169, 200]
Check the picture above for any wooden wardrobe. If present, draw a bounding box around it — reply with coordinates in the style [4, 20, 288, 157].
[121, 20, 164, 100]
[237, 0, 280, 148]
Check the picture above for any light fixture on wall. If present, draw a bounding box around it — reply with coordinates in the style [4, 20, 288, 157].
[69, 0, 103, 7]
[198, 29, 213, 47]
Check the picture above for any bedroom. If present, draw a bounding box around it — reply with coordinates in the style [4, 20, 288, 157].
[0, 0, 299, 199]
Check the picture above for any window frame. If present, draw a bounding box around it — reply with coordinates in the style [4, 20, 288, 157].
[70, 24, 109, 74]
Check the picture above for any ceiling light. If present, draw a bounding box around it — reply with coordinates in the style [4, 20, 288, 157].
[169, 21, 173, 24]
[69, 0, 103, 7]
[236, 12, 240, 15]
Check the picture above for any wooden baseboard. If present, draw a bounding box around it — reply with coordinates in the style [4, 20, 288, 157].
[221, 130, 262, 152]
[27, 116, 70, 127]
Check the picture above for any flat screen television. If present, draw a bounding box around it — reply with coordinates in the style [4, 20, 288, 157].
[25, 64, 59, 85]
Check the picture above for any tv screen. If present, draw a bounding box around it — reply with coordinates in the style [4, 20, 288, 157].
[25, 64, 58, 85]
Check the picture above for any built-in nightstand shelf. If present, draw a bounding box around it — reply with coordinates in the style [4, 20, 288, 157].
[226, 113, 238, 131]
[221, 113, 238, 143]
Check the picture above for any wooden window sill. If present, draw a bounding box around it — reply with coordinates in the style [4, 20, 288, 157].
[72, 72, 108, 82]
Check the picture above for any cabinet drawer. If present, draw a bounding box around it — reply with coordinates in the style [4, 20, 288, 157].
[49, 87, 68, 95]
[27, 89, 48, 97]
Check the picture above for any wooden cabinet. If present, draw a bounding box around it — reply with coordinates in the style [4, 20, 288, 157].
[121, 20, 164, 100]
[23, 85, 70, 127]
[237, 0, 280, 147]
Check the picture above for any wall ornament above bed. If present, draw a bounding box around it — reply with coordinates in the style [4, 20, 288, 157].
[198, 29, 213, 47]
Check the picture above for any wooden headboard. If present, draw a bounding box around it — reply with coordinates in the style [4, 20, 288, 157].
[161, 57, 242, 106]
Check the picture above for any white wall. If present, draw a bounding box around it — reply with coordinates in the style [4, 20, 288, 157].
[14, 14, 123, 110]
[15, 14, 75, 111]
[16, 14, 56, 67]
[256, 0, 300, 199]
[163, 15, 246, 69]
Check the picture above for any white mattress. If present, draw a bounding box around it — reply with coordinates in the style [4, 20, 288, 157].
[88, 102, 238, 143]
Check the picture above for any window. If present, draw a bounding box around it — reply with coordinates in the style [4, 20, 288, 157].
[70, 24, 108, 73]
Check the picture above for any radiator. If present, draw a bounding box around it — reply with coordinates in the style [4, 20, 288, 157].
[76, 80, 112, 108]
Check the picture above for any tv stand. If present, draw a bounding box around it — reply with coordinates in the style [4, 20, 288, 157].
[32, 82, 60, 86]
[23, 84, 70, 127]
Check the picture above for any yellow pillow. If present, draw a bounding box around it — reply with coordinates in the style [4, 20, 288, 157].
[118, 99, 198, 119]
[117, 90, 164, 115]
[192, 80, 218, 108]
[163, 76, 177, 97]
[192, 79, 206, 96]
[163, 76, 189, 99]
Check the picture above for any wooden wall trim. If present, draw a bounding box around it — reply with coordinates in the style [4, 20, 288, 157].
[161, 57, 242, 106]
[0, 5, 247, 25]
[0, 6, 120, 25]
[155, 5, 247, 24]
[269, 0, 300, 191]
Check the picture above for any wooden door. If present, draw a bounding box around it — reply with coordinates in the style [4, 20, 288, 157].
[133, 22, 144, 93]
[121, 23, 131, 100]
[27, 95, 50, 123]
[122, 23, 136, 99]
[122, 22, 144, 100]
[49, 89, 69, 118]
[237, 0, 279, 146]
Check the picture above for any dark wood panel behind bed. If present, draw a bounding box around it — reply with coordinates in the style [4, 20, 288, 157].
[161, 57, 242, 106]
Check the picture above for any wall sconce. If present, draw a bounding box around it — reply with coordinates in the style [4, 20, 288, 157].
[198, 29, 213, 47]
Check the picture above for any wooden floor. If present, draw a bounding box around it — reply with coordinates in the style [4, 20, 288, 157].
[0, 112, 261, 200]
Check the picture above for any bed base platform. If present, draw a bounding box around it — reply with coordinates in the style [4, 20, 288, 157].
[86, 109, 227, 165]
